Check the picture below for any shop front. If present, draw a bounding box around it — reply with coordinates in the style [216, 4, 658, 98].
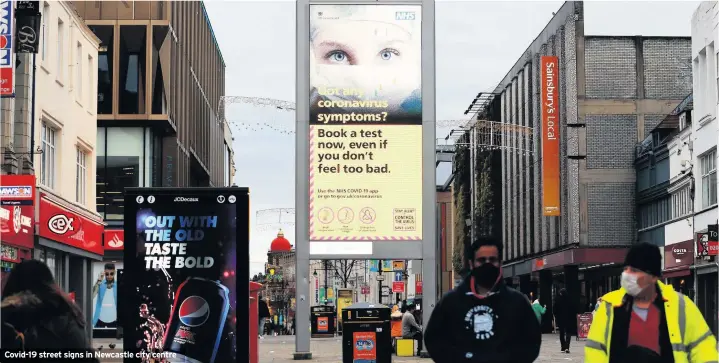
[0, 175, 36, 291]
[38, 193, 104, 338]
[694, 226, 718, 336]
[92, 229, 124, 338]
[663, 239, 694, 298]
[503, 247, 629, 333]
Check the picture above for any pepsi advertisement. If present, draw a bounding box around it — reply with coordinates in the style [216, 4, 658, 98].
[122, 188, 249, 363]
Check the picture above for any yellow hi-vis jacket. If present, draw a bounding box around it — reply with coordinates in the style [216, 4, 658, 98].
[585, 281, 718, 363]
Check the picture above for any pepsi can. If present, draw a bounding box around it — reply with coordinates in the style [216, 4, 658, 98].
[163, 277, 230, 363]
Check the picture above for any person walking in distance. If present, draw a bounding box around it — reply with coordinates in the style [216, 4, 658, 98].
[258, 295, 270, 339]
[554, 288, 574, 353]
[401, 303, 423, 356]
[585, 242, 718, 363]
[532, 298, 547, 324]
[424, 237, 541, 363]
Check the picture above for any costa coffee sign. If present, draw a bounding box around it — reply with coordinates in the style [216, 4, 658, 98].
[39, 194, 103, 255]
[104, 230, 124, 250]
[664, 240, 694, 270]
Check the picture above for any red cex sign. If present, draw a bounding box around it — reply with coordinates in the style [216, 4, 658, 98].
[104, 230, 124, 250]
[39, 194, 103, 255]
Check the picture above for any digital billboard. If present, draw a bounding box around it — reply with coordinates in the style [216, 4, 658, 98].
[122, 188, 249, 363]
[309, 4, 423, 241]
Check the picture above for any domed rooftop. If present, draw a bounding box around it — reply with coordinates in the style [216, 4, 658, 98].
[269, 229, 292, 252]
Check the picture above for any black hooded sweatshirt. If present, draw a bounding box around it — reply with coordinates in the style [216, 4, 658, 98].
[424, 277, 541, 363]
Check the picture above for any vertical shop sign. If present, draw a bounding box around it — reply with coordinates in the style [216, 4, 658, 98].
[540, 56, 560, 216]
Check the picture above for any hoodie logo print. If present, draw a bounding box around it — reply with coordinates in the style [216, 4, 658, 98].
[464, 305, 496, 340]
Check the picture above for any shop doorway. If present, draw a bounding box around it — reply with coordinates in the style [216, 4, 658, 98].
[697, 272, 718, 336]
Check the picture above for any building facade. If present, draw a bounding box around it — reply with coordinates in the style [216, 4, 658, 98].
[0, 0, 101, 338]
[463, 1, 693, 332]
[662, 95, 694, 295]
[690, 0, 718, 335]
[70, 0, 231, 337]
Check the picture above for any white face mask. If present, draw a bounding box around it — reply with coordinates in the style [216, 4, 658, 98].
[621, 272, 644, 296]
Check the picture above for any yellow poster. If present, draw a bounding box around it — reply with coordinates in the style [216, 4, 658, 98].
[308, 4, 423, 241]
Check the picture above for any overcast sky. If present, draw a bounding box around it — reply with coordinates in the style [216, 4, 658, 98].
[203, 0, 700, 276]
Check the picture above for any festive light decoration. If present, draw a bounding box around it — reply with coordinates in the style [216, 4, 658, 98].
[220, 96, 544, 154]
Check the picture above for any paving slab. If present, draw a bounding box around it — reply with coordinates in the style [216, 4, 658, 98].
[258, 334, 587, 362]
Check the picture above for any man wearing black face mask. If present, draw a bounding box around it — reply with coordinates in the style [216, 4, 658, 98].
[424, 237, 541, 363]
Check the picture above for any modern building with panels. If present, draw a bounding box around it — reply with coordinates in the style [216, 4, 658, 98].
[461, 1, 692, 332]
[71, 0, 234, 338]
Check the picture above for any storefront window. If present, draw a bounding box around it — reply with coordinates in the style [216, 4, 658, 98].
[97, 127, 154, 220]
[33, 247, 64, 289]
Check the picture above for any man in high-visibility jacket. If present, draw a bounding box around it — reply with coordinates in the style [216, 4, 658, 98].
[585, 242, 718, 363]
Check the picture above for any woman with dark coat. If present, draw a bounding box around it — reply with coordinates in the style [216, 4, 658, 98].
[1, 260, 98, 362]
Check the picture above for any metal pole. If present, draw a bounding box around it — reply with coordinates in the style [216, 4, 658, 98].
[29, 53, 36, 163]
[470, 127, 475, 243]
[324, 260, 328, 303]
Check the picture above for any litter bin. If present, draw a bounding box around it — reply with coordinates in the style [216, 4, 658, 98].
[342, 302, 391, 363]
[311, 305, 336, 338]
[249, 282, 263, 363]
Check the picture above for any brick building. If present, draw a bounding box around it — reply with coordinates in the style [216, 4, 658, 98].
[462, 1, 692, 332]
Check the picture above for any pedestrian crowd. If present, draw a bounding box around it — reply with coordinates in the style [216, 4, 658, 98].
[424, 238, 718, 363]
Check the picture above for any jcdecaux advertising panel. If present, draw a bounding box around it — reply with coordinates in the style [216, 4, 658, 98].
[309, 4, 423, 241]
[122, 188, 249, 363]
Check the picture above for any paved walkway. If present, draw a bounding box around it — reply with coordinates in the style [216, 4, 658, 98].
[259, 334, 587, 362]
[94, 334, 588, 362]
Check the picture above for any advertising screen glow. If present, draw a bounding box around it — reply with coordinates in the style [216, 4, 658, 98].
[309, 4, 423, 241]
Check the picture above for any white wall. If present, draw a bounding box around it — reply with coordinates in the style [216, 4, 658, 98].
[668, 128, 693, 183]
[690, 1, 718, 234]
[666, 126, 694, 246]
[33, 1, 100, 214]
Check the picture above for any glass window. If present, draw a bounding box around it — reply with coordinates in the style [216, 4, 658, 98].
[76, 148, 87, 205]
[96, 127, 152, 219]
[637, 167, 649, 191]
[41, 123, 57, 189]
[151, 25, 168, 115]
[46, 249, 56, 279]
[56, 19, 64, 82]
[119, 26, 147, 114]
[701, 149, 717, 208]
[89, 25, 113, 115]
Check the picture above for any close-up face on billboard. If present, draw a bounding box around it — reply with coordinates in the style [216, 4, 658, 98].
[309, 4, 422, 124]
[308, 4, 424, 241]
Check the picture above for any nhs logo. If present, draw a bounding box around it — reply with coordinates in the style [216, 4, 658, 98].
[395, 11, 416, 21]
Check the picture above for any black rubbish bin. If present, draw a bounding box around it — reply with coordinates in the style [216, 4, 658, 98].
[311, 305, 336, 338]
[341, 302, 391, 363]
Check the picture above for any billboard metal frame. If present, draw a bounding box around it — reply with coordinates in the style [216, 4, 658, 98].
[294, 0, 436, 358]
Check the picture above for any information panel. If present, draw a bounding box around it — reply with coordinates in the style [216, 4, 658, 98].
[309, 4, 423, 241]
[122, 188, 248, 363]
